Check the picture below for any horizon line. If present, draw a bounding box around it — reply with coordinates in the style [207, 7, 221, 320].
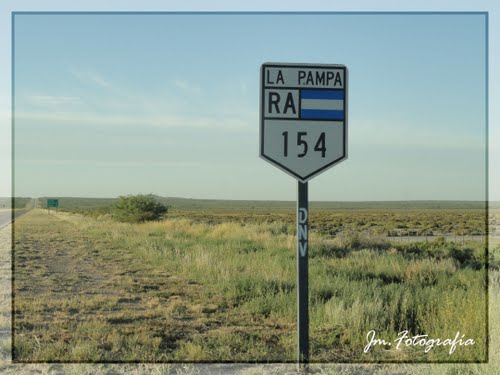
[4, 196, 494, 203]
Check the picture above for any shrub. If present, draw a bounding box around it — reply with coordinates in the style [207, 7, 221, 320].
[110, 194, 168, 223]
[334, 229, 390, 251]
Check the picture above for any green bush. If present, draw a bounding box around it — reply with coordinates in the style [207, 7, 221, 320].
[111, 194, 168, 223]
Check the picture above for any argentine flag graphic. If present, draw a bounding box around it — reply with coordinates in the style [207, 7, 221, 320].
[300, 90, 345, 120]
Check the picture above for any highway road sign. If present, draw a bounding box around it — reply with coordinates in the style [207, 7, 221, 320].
[47, 199, 59, 208]
[260, 63, 348, 181]
[259, 62, 349, 367]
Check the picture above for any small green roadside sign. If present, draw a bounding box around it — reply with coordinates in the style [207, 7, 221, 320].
[47, 199, 59, 208]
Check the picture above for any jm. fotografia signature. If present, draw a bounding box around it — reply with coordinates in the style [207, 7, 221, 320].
[364, 330, 475, 354]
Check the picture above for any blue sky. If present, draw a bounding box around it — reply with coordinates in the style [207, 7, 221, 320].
[12, 12, 487, 200]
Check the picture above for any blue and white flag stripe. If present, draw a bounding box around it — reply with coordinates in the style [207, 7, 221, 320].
[302, 99, 343, 111]
[301, 90, 344, 100]
[300, 90, 345, 120]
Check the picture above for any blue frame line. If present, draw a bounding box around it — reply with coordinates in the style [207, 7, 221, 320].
[11, 10, 489, 365]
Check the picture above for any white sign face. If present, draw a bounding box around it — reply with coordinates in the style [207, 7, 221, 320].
[260, 63, 348, 181]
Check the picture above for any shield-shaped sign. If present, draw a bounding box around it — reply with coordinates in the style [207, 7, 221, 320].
[260, 63, 348, 181]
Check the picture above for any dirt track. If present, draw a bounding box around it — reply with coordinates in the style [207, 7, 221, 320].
[12, 210, 214, 361]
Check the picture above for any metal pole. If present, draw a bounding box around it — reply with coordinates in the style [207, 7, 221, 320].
[297, 181, 309, 367]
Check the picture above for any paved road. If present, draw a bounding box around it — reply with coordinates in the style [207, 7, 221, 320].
[0, 209, 29, 227]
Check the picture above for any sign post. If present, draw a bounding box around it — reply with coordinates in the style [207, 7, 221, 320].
[297, 180, 309, 364]
[259, 63, 348, 366]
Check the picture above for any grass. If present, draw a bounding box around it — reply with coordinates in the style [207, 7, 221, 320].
[9, 208, 490, 364]
[40, 196, 493, 210]
[40, 196, 490, 238]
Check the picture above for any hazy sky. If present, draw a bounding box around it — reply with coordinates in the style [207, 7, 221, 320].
[12, 12, 487, 200]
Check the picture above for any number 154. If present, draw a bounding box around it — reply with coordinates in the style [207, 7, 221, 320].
[282, 131, 326, 158]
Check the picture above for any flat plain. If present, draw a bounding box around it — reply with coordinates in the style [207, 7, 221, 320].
[10, 199, 496, 363]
